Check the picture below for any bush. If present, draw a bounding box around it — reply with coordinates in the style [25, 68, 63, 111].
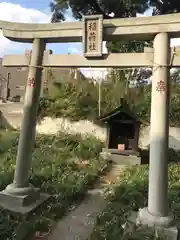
[90, 164, 180, 239]
[140, 147, 180, 164]
[38, 75, 180, 127]
[0, 130, 107, 239]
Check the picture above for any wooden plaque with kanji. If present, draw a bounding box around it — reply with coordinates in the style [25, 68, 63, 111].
[83, 15, 103, 58]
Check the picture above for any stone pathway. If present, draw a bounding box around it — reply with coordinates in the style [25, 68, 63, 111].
[48, 164, 124, 240]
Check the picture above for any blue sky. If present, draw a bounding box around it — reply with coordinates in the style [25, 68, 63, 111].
[0, 2, 179, 85]
[4, 0, 50, 12]
[0, 1, 82, 56]
[0, 0, 155, 57]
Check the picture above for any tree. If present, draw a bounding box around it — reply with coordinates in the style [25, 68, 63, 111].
[49, 0, 180, 115]
[50, 0, 180, 22]
[50, 0, 149, 22]
[50, 0, 150, 53]
[50, 0, 180, 53]
[150, 0, 180, 15]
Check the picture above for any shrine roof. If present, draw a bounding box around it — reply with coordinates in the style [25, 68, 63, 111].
[97, 98, 144, 124]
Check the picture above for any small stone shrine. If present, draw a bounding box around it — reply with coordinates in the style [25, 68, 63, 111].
[98, 98, 142, 165]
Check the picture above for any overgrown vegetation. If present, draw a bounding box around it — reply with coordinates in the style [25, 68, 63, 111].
[0, 130, 107, 239]
[90, 164, 180, 239]
[38, 69, 180, 127]
[50, 0, 180, 55]
[46, 0, 180, 128]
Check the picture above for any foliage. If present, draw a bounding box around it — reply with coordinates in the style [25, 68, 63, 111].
[38, 80, 99, 121]
[38, 68, 149, 121]
[90, 164, 180, 239]
[0, 130, 107, 239]
[169, 94, 180, 127]
[47, 0, 180, 128]
[50, 0, 180, 22]
[49, 0, 151, 53]
[49, 0, 180, 54]
[150, 0, 180, 15]
[140, 147, 180, 164]
[171, 69, 180, 84]
[50, 0, 149, 22]
[38, 72, 180, 127]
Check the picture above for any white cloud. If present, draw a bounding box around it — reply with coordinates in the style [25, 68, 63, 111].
[0, 2, 107, 79]
[0, 3, 51, 23]
[0, 2, 51, 56]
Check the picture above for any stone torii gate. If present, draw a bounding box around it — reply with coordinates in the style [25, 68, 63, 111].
[1, 13, 180, 235]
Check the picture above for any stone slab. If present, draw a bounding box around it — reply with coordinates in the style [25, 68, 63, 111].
[48, 165, 122, 240]
[0, 192, 50, 214]
[102, 148, 140, 156]
[106, 153, 141, 166]
[137, 207, 174, 228]
[127, 211, 178, 240]
[48, 192, 106, 240]
[0, 188, 40, 206]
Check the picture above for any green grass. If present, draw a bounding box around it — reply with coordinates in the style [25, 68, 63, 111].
[0, 130, 107, 239]
[90, 164, 180, 240]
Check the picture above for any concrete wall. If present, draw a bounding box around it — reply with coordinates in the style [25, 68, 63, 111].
[37, 117, 107, 141]
[1, 105, 180, 151]
[37, 118, 180, 151]
[139, 126, 180, 150]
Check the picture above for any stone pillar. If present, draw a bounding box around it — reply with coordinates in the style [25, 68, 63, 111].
[0, 39, 49, 213]
[148, 32, 170, 217]
[137, 33, 173, 227]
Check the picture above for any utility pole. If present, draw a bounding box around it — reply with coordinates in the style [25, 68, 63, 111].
[6, 72, 10, 100]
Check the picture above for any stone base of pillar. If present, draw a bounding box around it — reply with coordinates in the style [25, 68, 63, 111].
[137, 207, 174, 227]
[0, 183, 50, 214]
[125, 210, 178, 240]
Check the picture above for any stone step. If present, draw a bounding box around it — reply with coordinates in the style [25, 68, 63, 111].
[47, 166, 121, 240]
[0, 112, 22, 129]
[0, 103, 23, 129]
[110, 154, 141, 166]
